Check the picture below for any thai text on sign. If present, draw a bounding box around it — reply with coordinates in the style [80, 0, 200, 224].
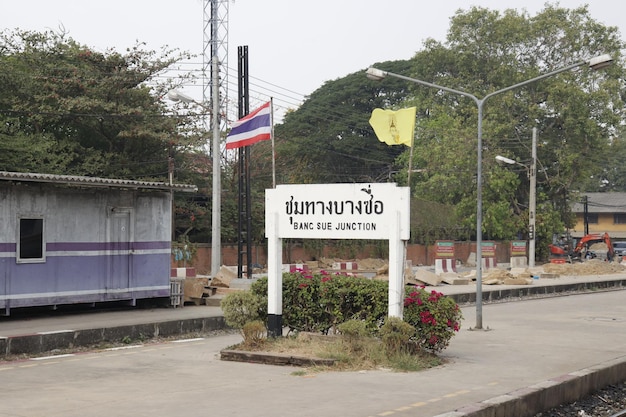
[435, 240, 455, 258]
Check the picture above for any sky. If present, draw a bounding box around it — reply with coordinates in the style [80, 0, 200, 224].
[2, 1, 625, 121]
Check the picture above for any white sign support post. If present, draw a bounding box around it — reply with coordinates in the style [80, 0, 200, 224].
[265, 183, 410, 337]
[266, 212, 283, 336]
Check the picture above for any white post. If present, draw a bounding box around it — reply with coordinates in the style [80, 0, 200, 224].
[266, 212, 283, 337]
[529, 128, 537, 268]
[388, 211, 404, 318]
[210, 58, 221, 277]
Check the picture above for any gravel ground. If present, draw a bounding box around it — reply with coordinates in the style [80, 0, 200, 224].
[534, 381, 626, 416]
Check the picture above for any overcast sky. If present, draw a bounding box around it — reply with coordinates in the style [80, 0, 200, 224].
[2, 1, 625, 120]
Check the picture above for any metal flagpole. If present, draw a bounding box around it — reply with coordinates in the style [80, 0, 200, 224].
[407, 130, 415, 185]
[271, 98, 276, 188]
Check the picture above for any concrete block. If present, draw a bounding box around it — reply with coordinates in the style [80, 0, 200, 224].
[414, 269, 442, 286]
[466, 252, 477, 267]
[503, 278, 533, 285]
[331, 262, 358, 270]
[508, 267, 529, 276]
[8, 334, 43, 355]
[510, 256, 528, 268]
[442, 276, 470, 285]
[211, 266, 237, 287]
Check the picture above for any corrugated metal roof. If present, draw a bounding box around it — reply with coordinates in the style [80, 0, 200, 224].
[571, 192, 626, 213]
[0, 171, 197, 192]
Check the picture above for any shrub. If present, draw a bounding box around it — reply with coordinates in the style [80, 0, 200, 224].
[380, 316, 416, 355]
[337, 319, 369, 339]
[220, 290, 265, 329]
[248, 273, 462, 355]
[402, 286, 463, 353]
[241, 320, 266, 349]
[251, 272, 388, 334]
[337, 319, 371, 355]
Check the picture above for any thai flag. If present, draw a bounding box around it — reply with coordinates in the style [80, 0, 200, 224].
[225, 101, 272, 150]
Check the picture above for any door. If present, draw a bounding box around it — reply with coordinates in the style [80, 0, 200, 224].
[108, 209, 132, 292]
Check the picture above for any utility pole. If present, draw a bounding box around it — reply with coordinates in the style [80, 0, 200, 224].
[237, 46, 253, 279]
[203, 0, 229, 277]
[528, 127, 537, 267]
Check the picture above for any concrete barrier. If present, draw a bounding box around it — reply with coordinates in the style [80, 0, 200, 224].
[434, 356, 626, 417]
[1, 316, 227, 358]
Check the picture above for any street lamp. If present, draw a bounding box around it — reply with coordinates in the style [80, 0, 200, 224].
[366, 54, 612, 329]
[496, 127, 538, 268]
[168, 88, 222, 277]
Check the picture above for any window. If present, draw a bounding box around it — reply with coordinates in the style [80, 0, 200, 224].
[18, 218, 45, 262]
[614, 213, 626, 224]
[586, 213, 599, 224]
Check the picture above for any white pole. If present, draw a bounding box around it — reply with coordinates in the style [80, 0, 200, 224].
[210, 57, 221, 277]
[388, 211, 404, 318]
[529, 127, 537, 267]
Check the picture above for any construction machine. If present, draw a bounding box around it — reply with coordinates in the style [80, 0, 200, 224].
[549, 232, 614, 262]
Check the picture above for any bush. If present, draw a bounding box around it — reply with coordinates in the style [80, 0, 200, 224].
[241, 320, 266, 348]
[250, 272, 388, 334]
[248, 273, 462, 354]
[337, 319, 371, 356]
[220, 291, 265, 329]
[402, 286, 463, 353]
[380, 316, 416, 355]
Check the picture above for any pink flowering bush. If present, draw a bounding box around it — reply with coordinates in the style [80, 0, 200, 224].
[402, 286, 463, 353]
[250, 273, 462, 353]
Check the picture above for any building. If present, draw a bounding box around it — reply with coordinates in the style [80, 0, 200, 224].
[571, 192, 626, 239]
[0, 171, 196, 315]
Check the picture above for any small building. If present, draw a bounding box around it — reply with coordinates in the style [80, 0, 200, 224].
[0, 171, 196, 315]
[571, 192, 626, 239]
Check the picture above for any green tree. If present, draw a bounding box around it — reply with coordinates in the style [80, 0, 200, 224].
[400, 4, 624, 249]
[271, 59, 416, 184]
[0, 29, 198, 180]
[0, 28, 212, 242]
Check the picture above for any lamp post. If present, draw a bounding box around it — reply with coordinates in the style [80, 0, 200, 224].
[496, 127, 538, 268]
[168, 88, 222, 277]
[366, 54, 612, 329]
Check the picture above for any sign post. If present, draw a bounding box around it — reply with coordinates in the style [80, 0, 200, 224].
[265, 183, 410, 336]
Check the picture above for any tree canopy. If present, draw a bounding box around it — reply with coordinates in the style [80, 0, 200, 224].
[3, 4, 626, 257]
[403, 4, 624, 254]
[0, 29, 190, 178]
[267, 3, 626, 257]
[0, 29, 211, 242]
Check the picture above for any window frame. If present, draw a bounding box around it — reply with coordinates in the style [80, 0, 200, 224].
[17, 216, 46, 264]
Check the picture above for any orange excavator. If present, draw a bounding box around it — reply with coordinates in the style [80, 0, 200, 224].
[549, 232, 614, 262]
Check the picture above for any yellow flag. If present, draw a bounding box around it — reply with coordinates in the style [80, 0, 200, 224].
[368, 107, 416, 147]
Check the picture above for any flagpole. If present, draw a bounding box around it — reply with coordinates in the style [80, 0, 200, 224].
[271, 97, 276, 188]
[407, 133, 415, 185]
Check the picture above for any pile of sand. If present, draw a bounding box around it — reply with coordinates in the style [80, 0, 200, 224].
[542, 259, 626, 276]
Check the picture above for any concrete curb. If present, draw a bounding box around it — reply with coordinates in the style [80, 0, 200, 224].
[0, 316, 226, 358]
[447, 278, 626, 305]
[433, 355, 626, 417]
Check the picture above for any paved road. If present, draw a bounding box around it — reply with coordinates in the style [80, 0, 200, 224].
[1, 290, 625, 417]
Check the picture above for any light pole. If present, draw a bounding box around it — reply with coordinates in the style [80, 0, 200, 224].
[366, 54, 612, 330]
[496, 126, 537, 268]
[168, 88, 222, 277]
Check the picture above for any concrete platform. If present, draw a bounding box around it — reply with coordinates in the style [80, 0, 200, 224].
[0, 273, 625, 417]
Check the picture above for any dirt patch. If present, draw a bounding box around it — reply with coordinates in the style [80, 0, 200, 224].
[542, 259, 626, 275]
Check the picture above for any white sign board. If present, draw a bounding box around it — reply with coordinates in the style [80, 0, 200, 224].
[265, 183, 410, 240]
[264, 183, 411, 336]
